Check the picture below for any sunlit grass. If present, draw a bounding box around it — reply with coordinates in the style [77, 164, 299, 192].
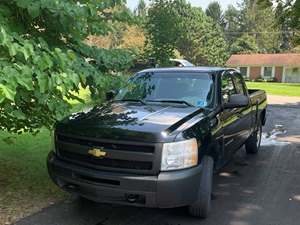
[246, 82, 300, 97]
[0, 87, 93, 224]
[0, 129, 66, 224]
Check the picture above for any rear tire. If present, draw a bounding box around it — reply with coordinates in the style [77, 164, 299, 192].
[188, 156, 214, 218]
[245, 120, 262, 154]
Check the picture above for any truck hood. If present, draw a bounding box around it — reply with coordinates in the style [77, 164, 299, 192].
[56, 102, 205, 142]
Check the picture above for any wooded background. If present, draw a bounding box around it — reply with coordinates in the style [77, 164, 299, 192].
[0, 0, 299, 133]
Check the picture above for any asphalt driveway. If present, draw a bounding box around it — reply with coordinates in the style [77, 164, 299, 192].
[15, 97, 300, 225]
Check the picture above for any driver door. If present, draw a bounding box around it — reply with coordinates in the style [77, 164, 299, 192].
[219, 72, 244, 159]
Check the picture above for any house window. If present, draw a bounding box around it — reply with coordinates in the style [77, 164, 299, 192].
[263, 67, 273, 78]
[239, 67, 248, 78]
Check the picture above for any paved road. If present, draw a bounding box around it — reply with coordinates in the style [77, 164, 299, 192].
[15, 103, 300, 225]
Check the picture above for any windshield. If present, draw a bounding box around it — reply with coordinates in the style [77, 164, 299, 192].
[115, 72, 215, 108]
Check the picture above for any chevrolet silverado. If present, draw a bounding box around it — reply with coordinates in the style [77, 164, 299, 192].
[47, 67, 267, 218]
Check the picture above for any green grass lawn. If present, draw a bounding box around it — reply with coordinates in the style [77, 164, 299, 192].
[0, 129, 66, 224]
[0, 87, 94, 225]
[246, 82, 300, 97]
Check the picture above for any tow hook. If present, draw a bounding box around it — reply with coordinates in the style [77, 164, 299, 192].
[126, 194, 139, 203]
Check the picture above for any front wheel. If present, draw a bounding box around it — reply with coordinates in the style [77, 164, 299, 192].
[245, 120, 262, 154]
[188, 156, 214, 218]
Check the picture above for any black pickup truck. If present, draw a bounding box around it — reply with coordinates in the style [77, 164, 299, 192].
[48, 67, 267, 218]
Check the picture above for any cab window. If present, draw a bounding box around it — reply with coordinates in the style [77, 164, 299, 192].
[221, 73, 236, 104]
[232, 73, 246, 96]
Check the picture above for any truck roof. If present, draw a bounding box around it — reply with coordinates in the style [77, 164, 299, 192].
[139, 67, 231, 74]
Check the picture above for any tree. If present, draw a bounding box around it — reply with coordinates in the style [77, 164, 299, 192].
[256, 0, 273, 8]
[177, 7, 228, 66]
[284, 0, 300, 47]
[120, 26, 146, 55]
[145, 0, 228, 66]
[230, 34, 259, 54]
[239, 0, 280, 52]
[291, 0, 300, 29]
[205, 1, 225, 29]
[87, 24, 146, 56]
[290, 0, 300, 46]
[145, 0, 183, 65]
[0, 0, 134, 133]
[135, 0, 147, 18]
[224, 5, 241, 45]
[275, 1, 289, 50]
[271, 0, 300, 50]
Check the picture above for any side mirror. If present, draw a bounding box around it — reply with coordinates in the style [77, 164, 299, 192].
[106, 90, 117, 101]
[224, 94, 249, 109]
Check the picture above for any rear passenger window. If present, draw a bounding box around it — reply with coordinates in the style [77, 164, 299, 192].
[232, 73, 246, 96]
[221, 73, 236, 103]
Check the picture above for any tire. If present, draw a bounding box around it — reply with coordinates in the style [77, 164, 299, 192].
[188, 156, 214, 218]
[245, 119, 262, 154]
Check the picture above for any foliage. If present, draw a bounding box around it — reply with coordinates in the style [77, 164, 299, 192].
[0, 0, 134, 133]
[145, 0, 228, 66]
[120, 25, 146, 54]
[205, 1, 225, 29]
[177, 8, 229, 66]
[145, 0, 184, 65]
[224, 5, 241, 45]
[222, 0, 282, 54]
[290, 0, 300, 30]
[230, 34, 259, 54]
[252, 0, 300, 51]
[239, 0, 280, 52]
[279, 0, 300, 47]
[87, 25, 146, 56]
[135, 0, 147, 22]
[291, 45, 300, 53]
[275, 1, 293, 50]
[256, 0, 273, 8]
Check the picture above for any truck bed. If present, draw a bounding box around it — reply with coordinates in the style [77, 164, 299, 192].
[248, 89, 267, 105]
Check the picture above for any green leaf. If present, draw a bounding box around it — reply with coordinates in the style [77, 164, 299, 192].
[37, 73, 48, 93]
[47, 99, 56, 111]
[0, 27, 10, 45]
[67, 50, 76, 60]
[0, 84, 16, 101]
[41, 53, 53, 70]
[21, 43, 33, 60]
[0, 94, 5, 103]
[67, 92, 85, 103]
[17, 75, 33, 91]
[79, 72, 87, 86]
[15, 0, 31, 8]
[2, 66, 19, 89]
[11, 110, 26, 120]
[8, 43, 18, 57]
[0, 0, 133, 134]
[27, 2, 41, 18]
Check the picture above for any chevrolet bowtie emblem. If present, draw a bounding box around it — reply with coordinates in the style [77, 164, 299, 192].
[88, 148, 107, 158]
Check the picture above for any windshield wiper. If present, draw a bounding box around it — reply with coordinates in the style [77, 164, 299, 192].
[147, 99, 193, 107]
[114, 99, 147, 105]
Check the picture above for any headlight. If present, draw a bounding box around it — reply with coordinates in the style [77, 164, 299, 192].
[161, 138, 198, 171]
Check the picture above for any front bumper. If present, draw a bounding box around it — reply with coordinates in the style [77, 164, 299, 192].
[47, 152, 202, 208]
